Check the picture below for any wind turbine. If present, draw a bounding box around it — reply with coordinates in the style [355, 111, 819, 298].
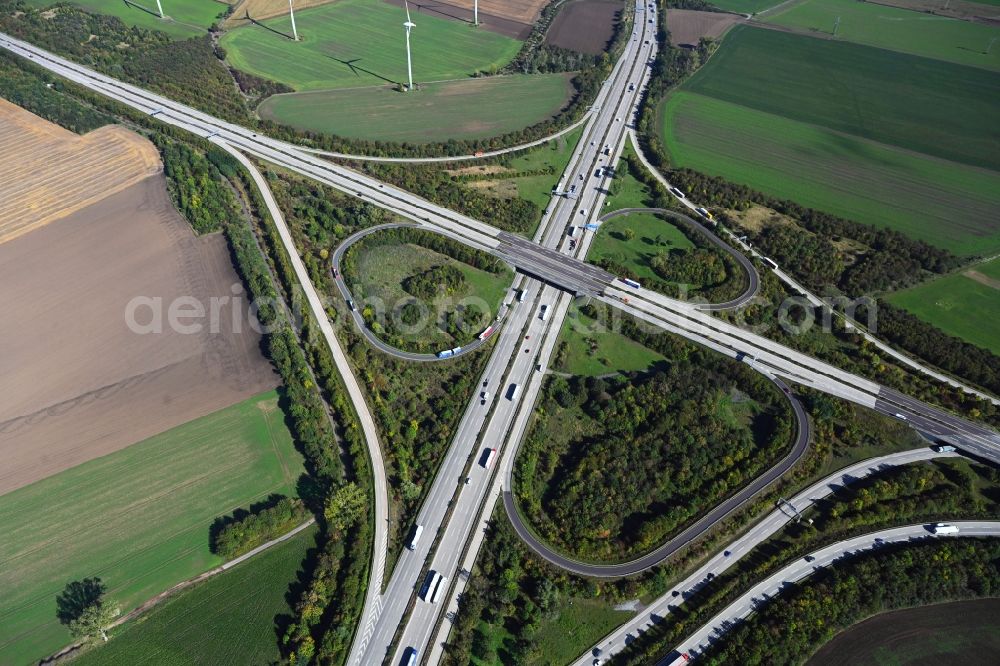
[403, 1, 415, 91]
[154, 0, 163, 18]
[474, 0, 479, 26]
[289, 0, 298, 41]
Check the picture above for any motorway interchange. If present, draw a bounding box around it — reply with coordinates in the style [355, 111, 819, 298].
[4, 1, 1000, 663]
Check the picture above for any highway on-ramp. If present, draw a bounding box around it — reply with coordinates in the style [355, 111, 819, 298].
[387, 4, 665, 662]
[658, 521, 1000, 665]
[504, 375, 810, 578]
[329, 223, 507, 363]
[570, 446, 962, 665]
[596, 206, 759, 310]
[5, 23, 1000, 666]
[3, 31, 996, 466]
[217, 147, 392, 662]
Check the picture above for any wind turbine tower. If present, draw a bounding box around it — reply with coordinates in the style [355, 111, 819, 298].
[289, 0, 299, 41]
[474, 0, 479, 26]
[155, 0, 163, 18]
[403, 1, 416, 91]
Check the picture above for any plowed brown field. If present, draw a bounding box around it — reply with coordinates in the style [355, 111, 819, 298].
[0, 106, 278, 495]
[666, 9, 744, 47]
[545, 0, 622, 54]
[0, 99, 161, 245]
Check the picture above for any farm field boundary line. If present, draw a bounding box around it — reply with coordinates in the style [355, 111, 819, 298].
[297, 110, 592, 162]
[660, 91, 1000, 255]
[628, 129, 1000, 406]
[39, 519, 316, 665]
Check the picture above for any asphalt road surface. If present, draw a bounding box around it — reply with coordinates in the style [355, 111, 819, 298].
[504, 375, 809, 577]
[5, 23, 1000, 666]
[571, 446, 961, 666]
[596, 207, 759, 310]
[659, 522, 1000, 665]
[330, 222, 505, 363]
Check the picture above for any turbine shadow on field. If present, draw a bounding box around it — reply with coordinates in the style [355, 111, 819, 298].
[413, 2, 474, 25]
[238, 11, 297, 41]
[122, 0, 162, 19]
[326, 55, 398, 86]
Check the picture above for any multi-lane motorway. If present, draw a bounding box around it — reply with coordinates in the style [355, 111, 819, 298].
[659, 522, 1000, 665]
[369, 5, 664, 662]
[2, 30, 996, 468]
[4, 7, 1000, 665]
[570, 447, 961, 665]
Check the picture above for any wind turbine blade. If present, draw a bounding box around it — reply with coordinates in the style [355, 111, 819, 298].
[405, 0, 412, 24]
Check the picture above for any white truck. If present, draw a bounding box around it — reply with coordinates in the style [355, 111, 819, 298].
[409, 524, 424, 550]
[931, 523, 960, 535]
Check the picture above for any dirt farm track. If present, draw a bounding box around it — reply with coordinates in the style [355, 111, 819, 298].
[0, 105, 278, 495]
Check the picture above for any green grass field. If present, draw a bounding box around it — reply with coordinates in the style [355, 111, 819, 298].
[221, 0, 522, 91]
[683, 26, 1000, 171]
[558, 309, 666, 377]
[707, 0, 786, 13]
[468, 125, 583, 212]
[603, 139, 656, 211]
[72, 525, 317, 666]
[258, 73, 572, 142]
[532, 598, 632, 666]
[886, 257, 1000, 354]
[23, 0, 222, 40]
[347, 240, 511, 350]
[764, 0, 1000, 71]
[0, 390, 304, 665]
[589, 212, 695, 282]
[662, 91, 1000, 255]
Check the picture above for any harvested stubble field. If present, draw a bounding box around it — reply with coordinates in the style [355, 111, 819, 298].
[383, 0, 549, 39]
[545, 0, 623, 54]
[226, 0, 336, 25]
[0, 104, 278, 494]
[0, 98, 161, 244]
[440, 0, 549, 24]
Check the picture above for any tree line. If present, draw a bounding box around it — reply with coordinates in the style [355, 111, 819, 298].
[236, 168, 375, 665]
[356, 161, 540, 234]
[697, 538, 1000, 665]
[516, 305, 792, 561]
[869, 299, 1000, 397]
[211, 497, 310, 560]
[628, 8, 961, 298]
[0, 0, 618, 160]
[611, 400, 998, 664]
